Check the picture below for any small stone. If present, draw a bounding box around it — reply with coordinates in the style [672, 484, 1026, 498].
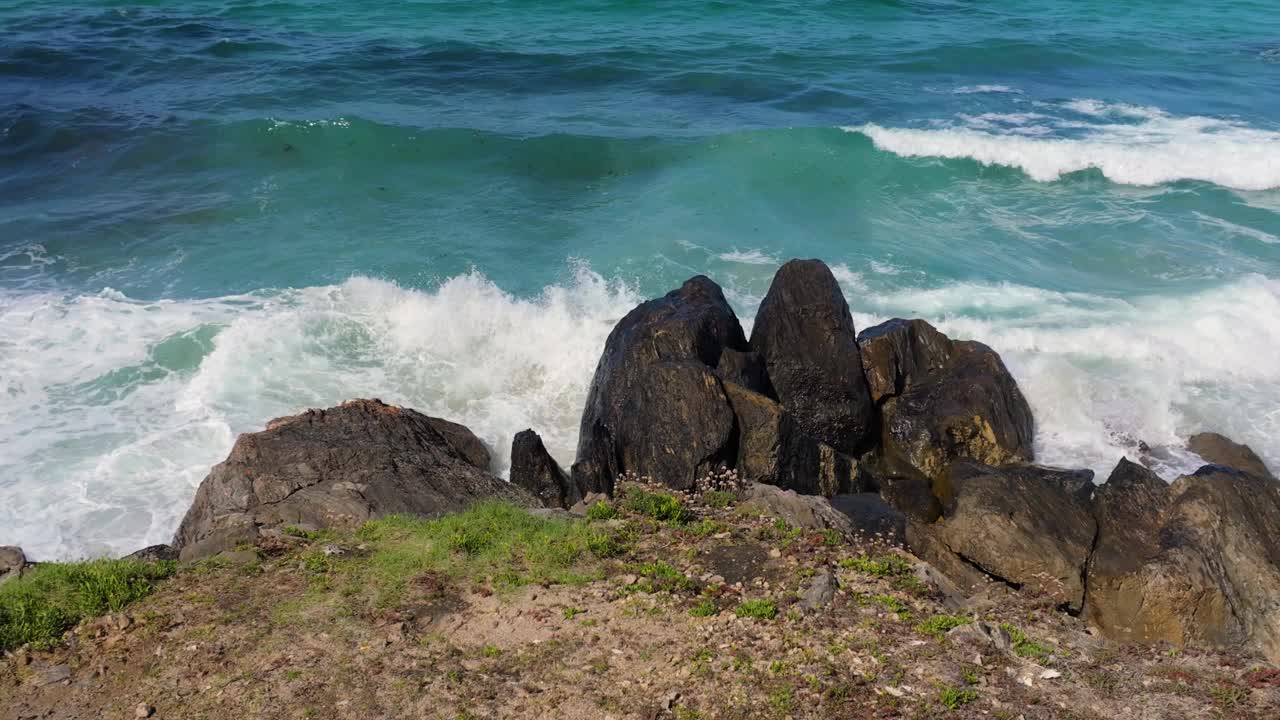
[768, 548, 782, 558]
[1039, 669, 1062, 680]
[321, 544, 345, 557]
[135, 703, 155, 718]
[30, 664, 71, 687]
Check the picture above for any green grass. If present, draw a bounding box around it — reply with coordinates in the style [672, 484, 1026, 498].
[631, 560, 697, 593]
[0, 558, 175, 651]
[621, 486, 692, 524]
[687, 518, 730, 538]
[999, 623, 1055, 662]
[584, 501, 618, 521]
[917, 614, 971, 639]
[702, 490, 736, 508]
[734, 599, 778, 620]
[350, 502, 627, 606]
[839, 553, 912, 577]
[870, 594, 912, 620]
[937, 684, 978, 710]
[689, 598, 718, 617]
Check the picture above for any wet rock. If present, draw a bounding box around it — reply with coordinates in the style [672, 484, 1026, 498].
[1187, 432, 1273, 478]
[748, 259, 875, 455]
[828, 493, 906, 546]
[739, 483, 854, 536]
[571, 276, 753, 494]
[173, 399, 536, 561]
[799, 569, 837, 612]
[0, 546, 27, 584]
[715, 349, 773, 397]
[510, 429, 580, 508]
[859, 451, 943, 523]
[910, 461, 1096, 611]
[123, 544, 178, 563]
[858, 319, 1034, 486]
[1085, 460, 1280, 661]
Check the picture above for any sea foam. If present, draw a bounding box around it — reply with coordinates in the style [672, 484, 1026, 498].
[846, 100, 1280, 191]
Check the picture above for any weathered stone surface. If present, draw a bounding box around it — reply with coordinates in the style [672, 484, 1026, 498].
[0, 545, 27, 584]
[123, 544, 178, 563]
[799, 569, 837, 613]
[1085, 461, 1280, 661]
[859, 450, 943, 523]
[715, 349, 773, 397]
[722, 383, 859, 496]
[571, 276, 753, 494]
[829, 493, 906, 547]
[510, 429, 580, 509]
[1187, 432, 1273, 478]
[740, 483, 855, 537]
[860, 318, 1034, 484]
[912, 461, 1096, 611]
[423, 416, 493, 471]
[748, 259, 875, 455]
[173, 399, 536, 561]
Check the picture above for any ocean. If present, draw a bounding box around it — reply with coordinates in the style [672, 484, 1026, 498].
[2, 0, 1278, 560]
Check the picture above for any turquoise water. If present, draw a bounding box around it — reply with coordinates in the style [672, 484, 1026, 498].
[2, 0, 1279, 559]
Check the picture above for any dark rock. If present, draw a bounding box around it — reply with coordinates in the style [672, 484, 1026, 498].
[424, 416, 493, 471]
[1085, 460, 1280, 661]
[859, 450, 943, 523]
[829, 493, 906, 546]
[911, 461, 1096, 611]
[715, 349, 774, 397]
[859, 318, 1034, 485]
[510, 429, 580, 509]
[748, 259, 875, 455]
[0, 545, 27, 584]
[722, 383, 859, 496]
[123, 545, 178, 563]
[947, 622, 1014, 654]
[1187, 432, 1273, 478]
[739, 483, 855, 537]
[571, 276, 752, 494]
[172, 399, 536, 561]
[799, 569, 837, 613]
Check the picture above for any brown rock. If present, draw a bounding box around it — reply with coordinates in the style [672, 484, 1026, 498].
[172, 399, 535, 561]
[1187, 432, 1272, 478]
[0, 546, 27, 584]
[510, 429, 580, 509]
[739, 483, 855, 537]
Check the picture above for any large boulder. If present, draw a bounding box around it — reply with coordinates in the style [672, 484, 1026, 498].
[1085, 460, 1280, 661]
[1187, 432, 1273, 479]
[571, 277, 755, 494]
[739, 483, 857, 537]
[858, 319, 1034, 486]
[748, 259, 876, 455]
[173, 399, 536, 561]
[907, 461, 1096, 611]
[723, 383, 860, 496]
[510, 429, 580, 509]
[0, 546, 27, 584]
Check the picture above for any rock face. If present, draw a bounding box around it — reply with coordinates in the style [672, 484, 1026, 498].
[1086, 461, 1280, 661]
[740, 483, 857, 537]
[858, 319, 1034, 487]
[749, 259, 875, 455]
[510, 429, 580, 509]
[173, 400, 535, 561]
[0, 545, 27, 584]
[1187, 432, 1273, 478]
[571, 277, 754, 494]
[909, 461, 1096, 611]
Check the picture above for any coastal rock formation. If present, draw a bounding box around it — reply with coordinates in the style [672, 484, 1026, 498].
[509, 429, 580, 509]
[1187, 431, 1273, 478]
[571, 276, 754, 494]
[740, 483, 858, 537]
[172, 399, 535, 561]
[0, 546, 27, 584]
[908, 461, 1096, 611]
[749, 259, 876, 455]
[1085, 460, 1280, 661]
[858, 318, 1034, 487]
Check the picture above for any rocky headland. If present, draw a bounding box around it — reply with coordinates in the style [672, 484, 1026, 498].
[2, 259, 1279, 719]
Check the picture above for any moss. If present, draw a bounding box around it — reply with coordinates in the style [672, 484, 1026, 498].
[0, 558, 175, 651]
[937, 683, 978, 710]
[1000, 623, 1055, 661]
[689, 598, 718, 617]
[917, 614, 971, 639]
[839, 553, 912, 578]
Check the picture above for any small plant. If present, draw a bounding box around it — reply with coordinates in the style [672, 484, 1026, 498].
[819, 528, 842, 546]
[937, 683, 978, 710]
[769, 660, 788, 674]
[688, 518, 730, 538]
[1209, 683, 1250, 709]
[481, 644, 503, 658]
[562, 606, 585, 620]
[734, 599, 778, 620]
[1000, 623, 1054, 662]
[768, 687, 795, 714]
[632, 560, 697, 593]
[674, 707, 705, 720]
[689, 598, 718, 617]
[585, 501, 618, 521]
[703, 490, 736, 508]
[917, 614, 971, 639]
[840, 553, 912, 577]
[871, 594, 912, 620]
[621, 486, 692, 524]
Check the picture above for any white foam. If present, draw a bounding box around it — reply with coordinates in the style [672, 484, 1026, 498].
[953, 85, 1022, 95]
[1192, 211, 1279, 245]
[717, 249, 778, 265]
[845, 99, 1280, 190]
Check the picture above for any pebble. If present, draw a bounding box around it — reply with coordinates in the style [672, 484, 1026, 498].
[135, 703, 155, 718]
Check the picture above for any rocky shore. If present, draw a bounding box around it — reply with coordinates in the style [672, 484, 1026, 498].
[3, 259, 1279, 718]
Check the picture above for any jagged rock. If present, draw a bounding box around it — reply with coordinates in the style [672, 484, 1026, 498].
[858, 318, 1034, 486]
[947, 622, 1013, 654]
[799, 569, 837, 612]
[909, 461, 1096, 611]
[860, 450, 943, 523]
[510, 429, 580, 509]
[1187, 432, 1273, 478]
[828, 493, 906, 546]
[571, 276, 754, 494]
[423, 416, 493, 471]
[715, 349, 773, 397]
[0, 545, 27, 584]
[722, 383, 859, 496]
[1085, 460, 1280, 661]
[172, 399, 535, 561]
[124, 544, 178, 563]
[739, 483, 855, 536]
[748, 259, 875, 455]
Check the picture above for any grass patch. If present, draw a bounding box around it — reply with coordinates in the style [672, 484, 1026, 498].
[687, 519, 730, 538]
[584, 501, 618, 521]
[1000, 623, 1055, 662]
[621, 486, 692, 524]
[937, 683, 978, 710]
[839, 553, 911, 577]
[703, 490, 736, 508]
[917, 614, 971, 639]
[0, 558, 175, 651]
[734, 599, 778, 620]
[870, 594, 912, 620]
[631, 560, 697, 593]
[351, 502, 625, 606]
[689, 598, 718, 617]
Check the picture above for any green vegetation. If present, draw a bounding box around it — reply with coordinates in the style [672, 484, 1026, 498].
[1000, 623, 1055, 662]
[734, 599, 778, 620]
[0, 558, 175, 651]
[689, 598, 718, 617]
[621, 486, 692, 524]
[702, 490, 736, 508]
[768, 687, 795, 714]
[871, 594, 913, 620]
[937, 683, 978, 710]
[839, 553, 912, 577]
[688, 518, 730, 538]
[631, 560, 697, 593]
[584, 501, 618, 521]
[917, 614, 972, 639]
[562, 606, 585, 620]
[351, 502, 626, 606]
